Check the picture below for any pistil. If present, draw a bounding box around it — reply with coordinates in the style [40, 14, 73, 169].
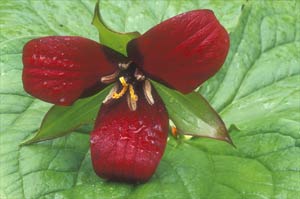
[101, 62, 155, 111]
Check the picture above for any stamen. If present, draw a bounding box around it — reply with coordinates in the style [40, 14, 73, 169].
[118, 61, 132, 70]
[103, 84, 118, 104]
[119, 76, 128, 87]
[134, 68, 145, 81]
[143, 79, 154, 105]
[112, 87, 128, 99]
[100, 71, 119, 84]
[127, 92, 137, 111]
[112, 77, 128, 99]
[129, 84, 138, 101]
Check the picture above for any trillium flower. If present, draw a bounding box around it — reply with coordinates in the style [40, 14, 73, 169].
[22, 6, 229, 183]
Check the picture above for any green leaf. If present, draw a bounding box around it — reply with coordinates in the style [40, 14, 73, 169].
[152, 81, 231, 144]
[1, 1, 299, 199]
[92, 1, 140, 55]
[199, 1, 300, 113]
[21, 85, 113, 145]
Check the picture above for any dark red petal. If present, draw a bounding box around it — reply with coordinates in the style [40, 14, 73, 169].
[22, 36, 126, 105]
[127, 10, 230, 93]
[90, 86, 169, 183]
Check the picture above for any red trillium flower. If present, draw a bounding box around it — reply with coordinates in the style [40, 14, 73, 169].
[22, 9, 229, 182]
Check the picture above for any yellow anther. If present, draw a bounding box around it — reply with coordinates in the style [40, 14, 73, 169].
[111, 77, 138, 101]
[112, 86, 128, 99]
[129, 84, 138, 101]
[119, 76, 128, 87]
[112, 76, 128, 99]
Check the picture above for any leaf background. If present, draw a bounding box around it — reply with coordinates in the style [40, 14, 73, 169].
[0, 0, 299, 199]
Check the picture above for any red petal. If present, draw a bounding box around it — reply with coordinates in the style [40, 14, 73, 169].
[127, 10, 229, 93]
[90, 86, 169, 182]
[22, 36, 126, 105]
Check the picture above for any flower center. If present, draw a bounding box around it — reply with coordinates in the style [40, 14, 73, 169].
[112, 76, 138, 102]
[101, 61, 154, 111]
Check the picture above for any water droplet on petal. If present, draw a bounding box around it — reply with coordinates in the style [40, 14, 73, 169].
[43, 81, 48, 85]
[90, 135, 99, 144]
[90, 138, 96, 144]
[59, 98, 65, 103]
[120, 135, 129, 140]
[40, 55, 45, 60]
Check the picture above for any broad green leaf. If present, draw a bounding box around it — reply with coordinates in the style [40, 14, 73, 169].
[199, 0, 300, 113]
[97, 0, 245, 34]
[1, 1, 300, 199]
[92, 1, 140, 55]
[152, 81, 231, 143]
[21, 85, 113, 145]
